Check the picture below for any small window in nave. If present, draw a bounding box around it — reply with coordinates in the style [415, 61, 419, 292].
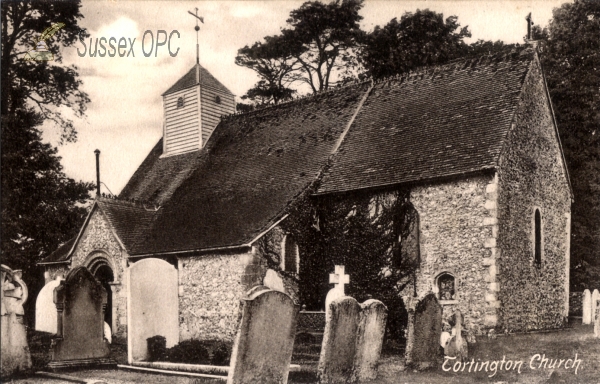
[437, 273, 456, 301]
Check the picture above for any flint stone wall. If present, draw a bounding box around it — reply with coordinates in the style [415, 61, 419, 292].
[409, 175, 493, 335]
[496, 57, 571, 332]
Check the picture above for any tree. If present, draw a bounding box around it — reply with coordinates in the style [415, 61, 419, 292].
[283, 0, 364, 92]
[236, 0, 364, 104]
[535, 0, 600, 290]
[361, 9, 471, 79]
[1, 1, 89, 142]
[1, 0, 94, 324]
[236, 35, 298, 105]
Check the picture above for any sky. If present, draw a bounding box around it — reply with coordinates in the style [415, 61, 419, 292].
[42, 0, 570, 195]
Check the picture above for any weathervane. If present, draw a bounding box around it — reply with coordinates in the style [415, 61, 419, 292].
[188, 7, 204, 64]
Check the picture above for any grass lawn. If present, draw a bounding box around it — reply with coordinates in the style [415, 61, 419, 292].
[5, 323, 598, 383]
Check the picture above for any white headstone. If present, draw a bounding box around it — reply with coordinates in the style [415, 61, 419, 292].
[263, 269, 285, 292]
[127, 258, 179, 363]
[35, 276, 63, 333]
[325, 265, 350, 315]
[582, 289, 592, 325]
[104, 322, 112, 344]
[592, 289, 599, 323]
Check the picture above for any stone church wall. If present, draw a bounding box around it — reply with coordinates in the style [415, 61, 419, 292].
[177, 225, 299, 342]
[495, 57, 571, 332]
[410, 175, 495, 335]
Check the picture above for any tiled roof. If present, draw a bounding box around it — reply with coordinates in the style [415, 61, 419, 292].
[317, 48, 534, 194]
[96, 198, 157, 253]
[39, 198, 158, 264]
[40, 237, 76, 264]
[162, 64, 234, 96]
[45, 48, 541, 259]
[129, 83, 371, 255]
[119, 140, 203, 206]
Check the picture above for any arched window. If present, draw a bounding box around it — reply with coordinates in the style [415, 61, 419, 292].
[392, 203, 420, 268]
[177, 96, 184, 108]
[215, 95, 221, 104]
[437, 273, 456, 301]
[534, 208, 542, 266]
[281, 235, 299, 274]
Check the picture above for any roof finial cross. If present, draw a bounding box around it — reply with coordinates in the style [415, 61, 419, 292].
[526, 12, 533, 40]
[188, 8, 204, 64]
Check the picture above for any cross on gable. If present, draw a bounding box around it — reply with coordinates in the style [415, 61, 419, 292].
[329, 265, 350, 293]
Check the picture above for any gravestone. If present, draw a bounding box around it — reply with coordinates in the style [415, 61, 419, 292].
[444, 309, 468, 361]
[263, 269, 285, 292]
[582, 289, 592, 324]
[49, 267, 112, 369]
[227, 287, 299, 384]
[406, 293, 442, 370]
[353, 299, 387, 382]
[36, 276, 63, 334]
[1, 265, 32, 377]
[591, 289, 599, 323]
[595, 307, 600, 338]
[127, 258, 179, 363]
[325, 266, 350, 316]
[318, 296, 361, 384]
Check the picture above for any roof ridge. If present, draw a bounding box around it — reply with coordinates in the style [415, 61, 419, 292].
[222, 79, 373, 120]
[98, 195, 160, 211]
[371, 45, 535, 88]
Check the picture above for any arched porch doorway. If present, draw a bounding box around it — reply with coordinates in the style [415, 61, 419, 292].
[87, 254, 115, 335]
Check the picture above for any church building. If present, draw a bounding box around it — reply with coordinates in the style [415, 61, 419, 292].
[39, 43, 572, 346]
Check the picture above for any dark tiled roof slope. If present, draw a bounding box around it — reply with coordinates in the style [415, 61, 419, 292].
[162, 64, 234, 96]
[40, 237, 76, 263]
[39, 199, 158, 263]
[119, 139, 204, 206]
[97, 198, 157, 253]
[130, 83, 371, 255]
[317, 48, 534, 194]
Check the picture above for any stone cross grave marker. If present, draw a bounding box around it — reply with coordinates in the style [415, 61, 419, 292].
[582, 289, 592, 325]
[353, 299, 388, 382]
[405, 293, 443, 370]
[227, 287, 299, 384]
[444, 309, 468, 361]
[36, 276, 63, 334]
[325, 265, 349, 315]
[1, 264, 32, 377]
[318, 296, 361, 384]
[49, 267, 112, 369]
[591, 289, 599, 324]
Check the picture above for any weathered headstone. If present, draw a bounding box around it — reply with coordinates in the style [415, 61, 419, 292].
[127, 258, 179, 363]
[591, 289, 599, 324]
[582, 289, 592, 324]
[325, 266, 350, 316]
[49, 267, 112, 369]
[1, 265, 32, 377]
[263, 269, 285, 292]
[406, 293, 442, 370]
[227, 287, 299, 384]
[595, 307, 600, 338]
[35, 276, 63, 334]
[353, 299, 388, 382]
[318, 296, 361, 384]
[444, 309, 468, 361]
